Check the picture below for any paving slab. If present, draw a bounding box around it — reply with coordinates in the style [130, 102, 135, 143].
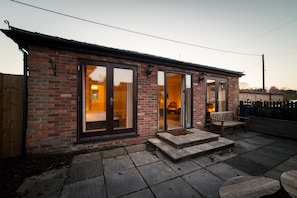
[101, 147, 127, 158]
[60, 176, 106, 198]
[65, 159, 103, 184]
[212, 148, 237, 161]
[234, 140, 260, 154]
[184, 143, 214, 155]
[157, 129, 219, 149]
[151, 177, 202, 198]
[124, 143, 146, 153]
[270, 141, 297, 156]
[224, 156, 270, 176]
[235, 131, 259, 138]
[138, 161, 178, 186]
[278, 139, 297, 150]
[182, 169, 224, 198]
[244, 135, 276, 146]
[71, 152, 101, 164]
[253, 147, 289, 162]
[264, 143, 297, 157]
[192, 155, 220, 168]
[224, 130, 258, 140]
[105, 167, 147, 197]
[16, 166, 68, 198]
[274, 155, 297, 172]
[102, 155, 135, 174]
[160, 154, 202, 175]
[206, 162, 249, 181]
[121, 188, 155, 198]
[224, 131, 246, 141]
[241, 151, 282, 168]
[147, 138, 191, 161]
[129, 150, 159, 166]
[264, 168, 284, 180]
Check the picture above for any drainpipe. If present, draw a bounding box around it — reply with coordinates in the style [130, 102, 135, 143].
[21, 48, 28, 159]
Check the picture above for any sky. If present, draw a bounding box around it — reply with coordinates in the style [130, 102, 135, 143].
[1, 0, 297, 90]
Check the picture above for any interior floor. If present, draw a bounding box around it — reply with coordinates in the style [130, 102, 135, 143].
[158, 112, 183, 131]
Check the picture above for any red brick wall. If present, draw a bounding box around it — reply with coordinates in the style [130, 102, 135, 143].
[25, 45, 240, 154]
[228, 76, 240, 113]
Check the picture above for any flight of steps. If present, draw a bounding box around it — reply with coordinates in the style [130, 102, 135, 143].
[148, 128, 234, 162]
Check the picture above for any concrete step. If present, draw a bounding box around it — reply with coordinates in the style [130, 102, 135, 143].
[157, 129, 219, 149]
[148, 136, 234, 162]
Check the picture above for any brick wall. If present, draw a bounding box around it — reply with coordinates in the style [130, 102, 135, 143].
[25, 45, 240, 154]
[228, 76, 240, 113]
[239, 91, 284, 102]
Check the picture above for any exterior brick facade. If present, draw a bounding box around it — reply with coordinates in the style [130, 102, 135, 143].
[2, 27, 243, 154]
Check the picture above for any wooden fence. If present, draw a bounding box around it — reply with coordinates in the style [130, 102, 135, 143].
[240, 101, 297, 108]
[240, 100, 297, 121]
[0, 73, 23, 158]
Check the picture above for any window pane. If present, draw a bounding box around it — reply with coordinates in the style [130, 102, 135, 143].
[113, 68, 133, 129]
[158, 71, 165, 130]
[207, 79, 216, 113]
[218, 81, 226, 111]
[185, 75, 192, 127]
[84, 65, 107, 132]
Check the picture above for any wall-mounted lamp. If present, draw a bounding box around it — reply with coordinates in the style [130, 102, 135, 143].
[146, 64, 154, 78]
[198, 72, 205, 83]
[49, 58, 57, 76]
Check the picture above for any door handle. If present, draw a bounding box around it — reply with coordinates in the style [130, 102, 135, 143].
[110, 97, 115, 105]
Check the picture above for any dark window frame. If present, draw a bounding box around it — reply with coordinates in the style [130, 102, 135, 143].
[157, 69, 193, 131]
[77, 60, 138, 142]
[205, 77, 228, 125]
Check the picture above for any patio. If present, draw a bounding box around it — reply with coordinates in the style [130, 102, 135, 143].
[16, 129, 297, 198]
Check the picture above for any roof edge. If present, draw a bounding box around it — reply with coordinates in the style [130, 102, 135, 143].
[1, 27, 244, 77]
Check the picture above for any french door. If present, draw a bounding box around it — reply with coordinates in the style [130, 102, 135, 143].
[158, 71, 192, 131]
[206, 78, 227, 123]
[78, 61, 137, 139]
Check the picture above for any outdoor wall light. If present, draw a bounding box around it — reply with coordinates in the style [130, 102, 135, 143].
[146, 64, 154, 78]
[198, 72, 205, 83]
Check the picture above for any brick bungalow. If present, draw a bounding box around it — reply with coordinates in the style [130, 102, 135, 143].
[1, 27, 243, 154]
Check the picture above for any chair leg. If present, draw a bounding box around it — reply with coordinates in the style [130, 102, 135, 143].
[221, 126, 224, 137]
[219, 121, 224, 136]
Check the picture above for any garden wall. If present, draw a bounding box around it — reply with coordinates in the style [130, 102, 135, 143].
[249, 116, 297, 140]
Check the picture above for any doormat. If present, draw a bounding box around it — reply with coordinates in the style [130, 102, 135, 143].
[168, 129, 193, 136]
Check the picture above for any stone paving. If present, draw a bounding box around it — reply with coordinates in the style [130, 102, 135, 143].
[16, 129, 297, 198]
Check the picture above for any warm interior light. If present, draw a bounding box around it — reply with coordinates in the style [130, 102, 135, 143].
[91, 85, 98, 90]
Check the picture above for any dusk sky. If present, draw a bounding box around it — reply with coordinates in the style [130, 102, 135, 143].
[1, 0, 297, 90]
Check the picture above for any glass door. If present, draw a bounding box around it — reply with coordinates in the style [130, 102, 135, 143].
[158, 71, 192, 131]
[113, 67, 134, 132]
[185, 74, 192, 128]
[206, 78, 227, 123]
[166, 73, 182, 130]
[158, 71, 165, 131]
[80, 62, 136, 139]
[83, 65, 108, 134]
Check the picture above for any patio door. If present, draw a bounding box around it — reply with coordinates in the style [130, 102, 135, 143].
[158, 71, 192, 131]
[79, 61, 137, 140]
[206, 78, 227, 123]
